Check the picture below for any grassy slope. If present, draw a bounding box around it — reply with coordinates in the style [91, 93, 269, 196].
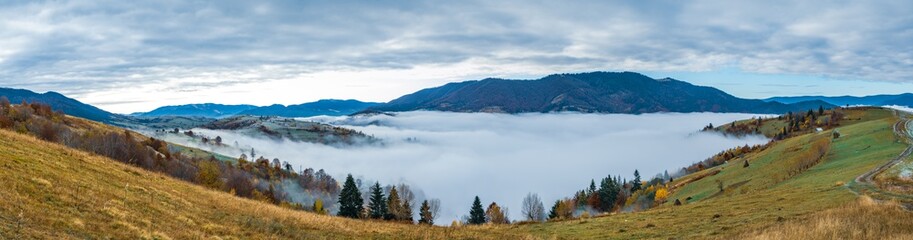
[736, 196, 913, 239]
[1, 107, 907, 239]
[0, 129, 523, 239]
[505, 108, 908, 239]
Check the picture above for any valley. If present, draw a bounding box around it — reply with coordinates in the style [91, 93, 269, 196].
[2, 95, 913, 238]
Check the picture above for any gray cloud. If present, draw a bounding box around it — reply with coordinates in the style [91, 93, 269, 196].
[0, 0, 911, 111]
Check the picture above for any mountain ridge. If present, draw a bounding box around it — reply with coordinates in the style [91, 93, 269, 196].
[0, 87, 122, 123]
[367, 71, 835, 114]
[765, 93, 913, 107]
[132, 103, 257, 118]
[238, 99, 382, 117]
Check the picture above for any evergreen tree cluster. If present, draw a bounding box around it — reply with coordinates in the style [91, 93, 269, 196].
[337, 177, 423, 223]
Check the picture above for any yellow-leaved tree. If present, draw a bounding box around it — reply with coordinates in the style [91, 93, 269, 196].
[655, 188, 669, 203]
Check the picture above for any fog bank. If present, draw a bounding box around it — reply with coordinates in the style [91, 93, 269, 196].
[165, 111, 770, 223]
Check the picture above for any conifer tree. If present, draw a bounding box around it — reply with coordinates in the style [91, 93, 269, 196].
[337, 174, 363, 218]
[632, 170, 642, 191]
[368, 182, 387, 219]
[419, 200, 433, 225]
[386, 186, 401, 220]
[548, 200, 560, 220]
[468, 196, 486, 224]
[402, 196, 414, 222]
[598, 176, 620, 211]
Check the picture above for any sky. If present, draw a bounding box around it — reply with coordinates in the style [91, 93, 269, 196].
[1, 0, 912, 113]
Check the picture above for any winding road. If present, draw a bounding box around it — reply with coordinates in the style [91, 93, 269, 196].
[850, 110, 913, 210]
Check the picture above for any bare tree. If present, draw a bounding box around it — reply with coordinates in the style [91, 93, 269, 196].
[397, 183, 415, 209]
[522, 192, 546, 222]
[429, 198, 441, 222]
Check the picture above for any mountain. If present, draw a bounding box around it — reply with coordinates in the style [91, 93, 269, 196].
[238, 99, 381, 117]
[765, 93, 913, 107]
[0, 87, 122, 123]
[367, 71, 834, 114]
[133, 103, 257, 118]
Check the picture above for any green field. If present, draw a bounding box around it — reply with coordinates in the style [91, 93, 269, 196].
[503, 108, 910, 239]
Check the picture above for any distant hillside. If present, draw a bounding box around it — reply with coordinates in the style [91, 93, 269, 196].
[133, 103, 257, 118]
[367, 72, 833, 114]
[201, 115, 375, 144]
[238, 99, 381, 117]
[0, 87, 122, 123]
[765, 93, 913, 107]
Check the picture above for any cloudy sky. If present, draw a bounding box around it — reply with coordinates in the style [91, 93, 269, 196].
[1, 0, 912, 113]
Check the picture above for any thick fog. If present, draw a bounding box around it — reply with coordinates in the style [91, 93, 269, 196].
[161, 111, 769, 223]
[886, 105, 913, 113]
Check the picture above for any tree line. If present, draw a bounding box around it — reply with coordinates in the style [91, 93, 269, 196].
[337, 175, 441, 225]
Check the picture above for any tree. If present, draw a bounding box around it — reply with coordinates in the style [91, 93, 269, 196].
[196, 160, 223, 190]
[313, 199, 326, 215]
[386, 186, 402, 220]
[521, 193, 546, 222]
[486, 202, 508, 224]
[818, 105, 825, 116]
[0, 96, 9, 112]
[588, 179, 597, 194]
[429, 198, 441, 223]
[419, 200, 434, 225]
[597, 176, 621, 211]
[214, 136, 222, 145]
[548, 200, 560, 220]
[655, 187, 670, 203]
[632, 170, 642, 191]
[468, 196, 486, 225]
[368, 182, 387, 219]
[337, 174, 364, 218]
[401, 196, 414, 222]
[397, 183, 415, 222]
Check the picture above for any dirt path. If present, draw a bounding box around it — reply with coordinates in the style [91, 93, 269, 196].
[850, 111, 913, 210]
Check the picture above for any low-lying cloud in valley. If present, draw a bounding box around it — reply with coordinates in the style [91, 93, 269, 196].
[156, 111, 770, 223]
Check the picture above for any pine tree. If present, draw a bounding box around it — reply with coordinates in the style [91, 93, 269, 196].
[402, 196, 414, 222]
[598, 176, 620, 211]
[386, 186, 401, 220]
[419, 200, 433, 225]
[368, 182, 387, 219]
[468, 196, 486, 225]
[632, 170, 642, 192]
[548, 200, 560, 220]
[337, 174, 363, 218]
[588, 179, 597, 194]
